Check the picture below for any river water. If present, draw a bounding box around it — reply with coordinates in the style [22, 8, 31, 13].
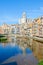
[0, 36, 43, 65]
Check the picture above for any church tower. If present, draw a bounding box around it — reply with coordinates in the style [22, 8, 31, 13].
[19, 12, 27, 24]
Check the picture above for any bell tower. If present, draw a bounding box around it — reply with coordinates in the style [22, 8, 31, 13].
[19, 12, 27, 24]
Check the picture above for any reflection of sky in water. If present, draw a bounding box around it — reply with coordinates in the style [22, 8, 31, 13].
[0, 45, 22, 63]
[0, 37, 32, 64]
[0, 44, 32, 63]
[2, 62, 17, 65]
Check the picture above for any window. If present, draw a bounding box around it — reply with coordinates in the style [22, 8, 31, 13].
[12, 28, 15, 34]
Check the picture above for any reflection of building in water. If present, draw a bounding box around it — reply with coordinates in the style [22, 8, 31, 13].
[16, 37, 32, 49]
[8, 36, 16, 43]
[32, 40, 43, 60]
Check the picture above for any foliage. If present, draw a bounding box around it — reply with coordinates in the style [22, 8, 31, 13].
[0, 34, 7, 42]
[38, 60, 43, 65]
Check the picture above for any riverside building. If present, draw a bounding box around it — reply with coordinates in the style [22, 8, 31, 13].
[0, 12, 43, 37]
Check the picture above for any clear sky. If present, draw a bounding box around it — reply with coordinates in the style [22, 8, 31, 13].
[0, 0, 43, 25]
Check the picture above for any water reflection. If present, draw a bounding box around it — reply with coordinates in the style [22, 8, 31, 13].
[0, 36, 43, 61]
[32, 40, 43, 60]
[0, 36, 32, 63]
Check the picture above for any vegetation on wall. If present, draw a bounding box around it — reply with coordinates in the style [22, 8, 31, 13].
[0, 34, 7, 42]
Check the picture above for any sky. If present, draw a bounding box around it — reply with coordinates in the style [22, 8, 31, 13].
[0, 0, 43, 25]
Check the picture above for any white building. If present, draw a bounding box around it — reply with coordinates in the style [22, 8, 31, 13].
[19, 12, 27, 24]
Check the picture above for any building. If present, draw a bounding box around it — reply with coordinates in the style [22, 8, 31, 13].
[1, 23, 11, 35]
[0, 26, 4, 34]
[39, 16, 43, 37]
[19, 12, 27, 24]
[19, 12, 32, 36]
[11, 24, 20, 34]
[0, 13, 43, 37]
[32, 19, 39, 36]
[32, 17, 43, 37]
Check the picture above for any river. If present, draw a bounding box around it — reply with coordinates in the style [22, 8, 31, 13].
[0, 36, 43, 65]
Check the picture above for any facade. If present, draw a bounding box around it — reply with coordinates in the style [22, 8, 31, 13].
[0, 12, 43, 37]
[11, 24, 20, 34]
[33, 17, 43, 37]
[0, 23, 20, 35]
[39, 16, 43, 37]
[19, 12, 32, 36]
[32, 19, 39, 36]
[0, 26, 4, 34]
[1, 23, 11, 35]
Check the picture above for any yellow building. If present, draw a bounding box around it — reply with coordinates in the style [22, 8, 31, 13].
[32, 17, 43, 37]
